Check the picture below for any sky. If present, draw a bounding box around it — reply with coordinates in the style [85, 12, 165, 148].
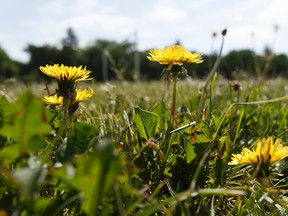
[1, 0, 287, 62]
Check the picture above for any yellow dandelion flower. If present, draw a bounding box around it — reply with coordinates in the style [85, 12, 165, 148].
[74, 88, 94, 103]
[147, 45, 203, 71]
[43, 94, 63, 106]
[44, 88, 94, 106]
[39, 64, 92, 83]
[228, 137, 288, 166]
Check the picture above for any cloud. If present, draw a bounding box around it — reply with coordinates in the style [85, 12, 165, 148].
[147, 0, 186, 22]
[256, 0, 288, 23]
[21, 0, 135, 47]
[2, 0, 288, 62]
[36, 0, 109, 17]
[68, 14, 134, 32]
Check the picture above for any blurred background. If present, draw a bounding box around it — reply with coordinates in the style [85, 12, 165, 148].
[0, 0, 287, 82]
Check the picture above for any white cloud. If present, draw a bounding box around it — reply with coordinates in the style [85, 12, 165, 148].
[147, 0, 186, 22]
[20, 0, 135, 49]
[68, 14, 134, 31]
[256, 0, 288, 23]
[1, 0, 288, 62]
[36, 0, 108, 17]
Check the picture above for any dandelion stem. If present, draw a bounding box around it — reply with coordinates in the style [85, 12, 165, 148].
[165, 73, 178, 150]
[169, 74, 178, 130]
[62, 97, 70, 137]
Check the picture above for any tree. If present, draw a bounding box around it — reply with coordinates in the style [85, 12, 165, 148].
[270, 54, 288, 77]
[61, 28, 79, 49]
[220, 50, 254, 79]
[0, 46, 21, 79]
[59, 28, 80, 65]
[24, 44, 60, 81]
[79, 39, 136, 81]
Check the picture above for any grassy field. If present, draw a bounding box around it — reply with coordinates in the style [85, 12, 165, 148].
[0, 75, 288, 215]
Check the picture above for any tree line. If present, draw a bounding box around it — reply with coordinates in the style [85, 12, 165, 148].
[1, 28, 288, 82]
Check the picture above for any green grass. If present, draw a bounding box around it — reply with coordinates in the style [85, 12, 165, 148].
[0, 77, 288, 215]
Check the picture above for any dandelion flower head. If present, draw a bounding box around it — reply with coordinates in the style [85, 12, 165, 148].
[147, 45, 203, 71]
[39, 64, 92, 83]
[44, 88, 94, 106]
[74, 88, 94, 103]
[228, 137, 288, 166]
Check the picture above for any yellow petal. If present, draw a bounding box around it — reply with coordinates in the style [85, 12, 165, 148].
[147, 45, 203, 69]
[228, 137, 288, 167]
[39, 64, 92, 83]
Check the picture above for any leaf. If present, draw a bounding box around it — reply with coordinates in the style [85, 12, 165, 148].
[191, 122, 211, 144]
[218, 135, 231, 161]
[134, 107, 158, 140]
[152, 101, 168, 133]
[55, 139, 120, 215]
[215, 136, 231, 185]
[184, 135, 211, 163]
[0, 96, 9, 128]
[0, 96, 9, 149]
[0, 144, 21, 165]
[185, 142, 196, 163]
[0, 91, 50, 150]
[26, 135, 48, 152]
[55, 122, 97, 162]
[68, 122, 97, 154]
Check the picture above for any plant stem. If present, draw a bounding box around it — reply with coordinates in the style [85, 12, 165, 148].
[62, 97, 70, 137]
[169, 74, 178, 131]
[43, 97, 71, 162]
[165, 73, 177, 151]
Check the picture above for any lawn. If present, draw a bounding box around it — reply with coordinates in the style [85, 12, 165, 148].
[0, 70, 288, 215]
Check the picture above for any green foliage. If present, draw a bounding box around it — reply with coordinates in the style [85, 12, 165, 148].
[0, 91, 50, 143]
[0, 91, 50, 165]
[134, 107, 158, 140]
[220, 49, 255, 78]
[0, 47, 21, 78]
[0, 79, 288, 215]
[61, 28, 79, 49]
[55, 139, 120, 215]
[55, 121, 98, 162]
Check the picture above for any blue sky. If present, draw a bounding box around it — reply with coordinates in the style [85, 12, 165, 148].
[1, 0, 287, 62]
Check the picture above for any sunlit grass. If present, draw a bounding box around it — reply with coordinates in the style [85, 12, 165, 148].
[0, 76, 287, 215]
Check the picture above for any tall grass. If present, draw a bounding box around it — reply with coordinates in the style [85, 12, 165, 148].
[0, 76, 287, 215]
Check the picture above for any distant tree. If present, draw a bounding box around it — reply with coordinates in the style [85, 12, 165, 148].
[186, 54, 210, 79]
[138, 49, 162, 80]
[263, 45, 273, 56]
[61, 27, 79, 49]
[107, 40, 135, 81]
[80, 39, 135, 81]
[24, 44, 60, 81]
[220, 49, 254, 79]
[78, 43, 103, 80]
[57, 46, 79, 66]
[269, 54, 288, 77]
[0, 46, 21, 79]
[7, 29, 288, 82]
[59, 28, 80, 65]
[174, 39, 182, 46]
[258, 45, 275, 79]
